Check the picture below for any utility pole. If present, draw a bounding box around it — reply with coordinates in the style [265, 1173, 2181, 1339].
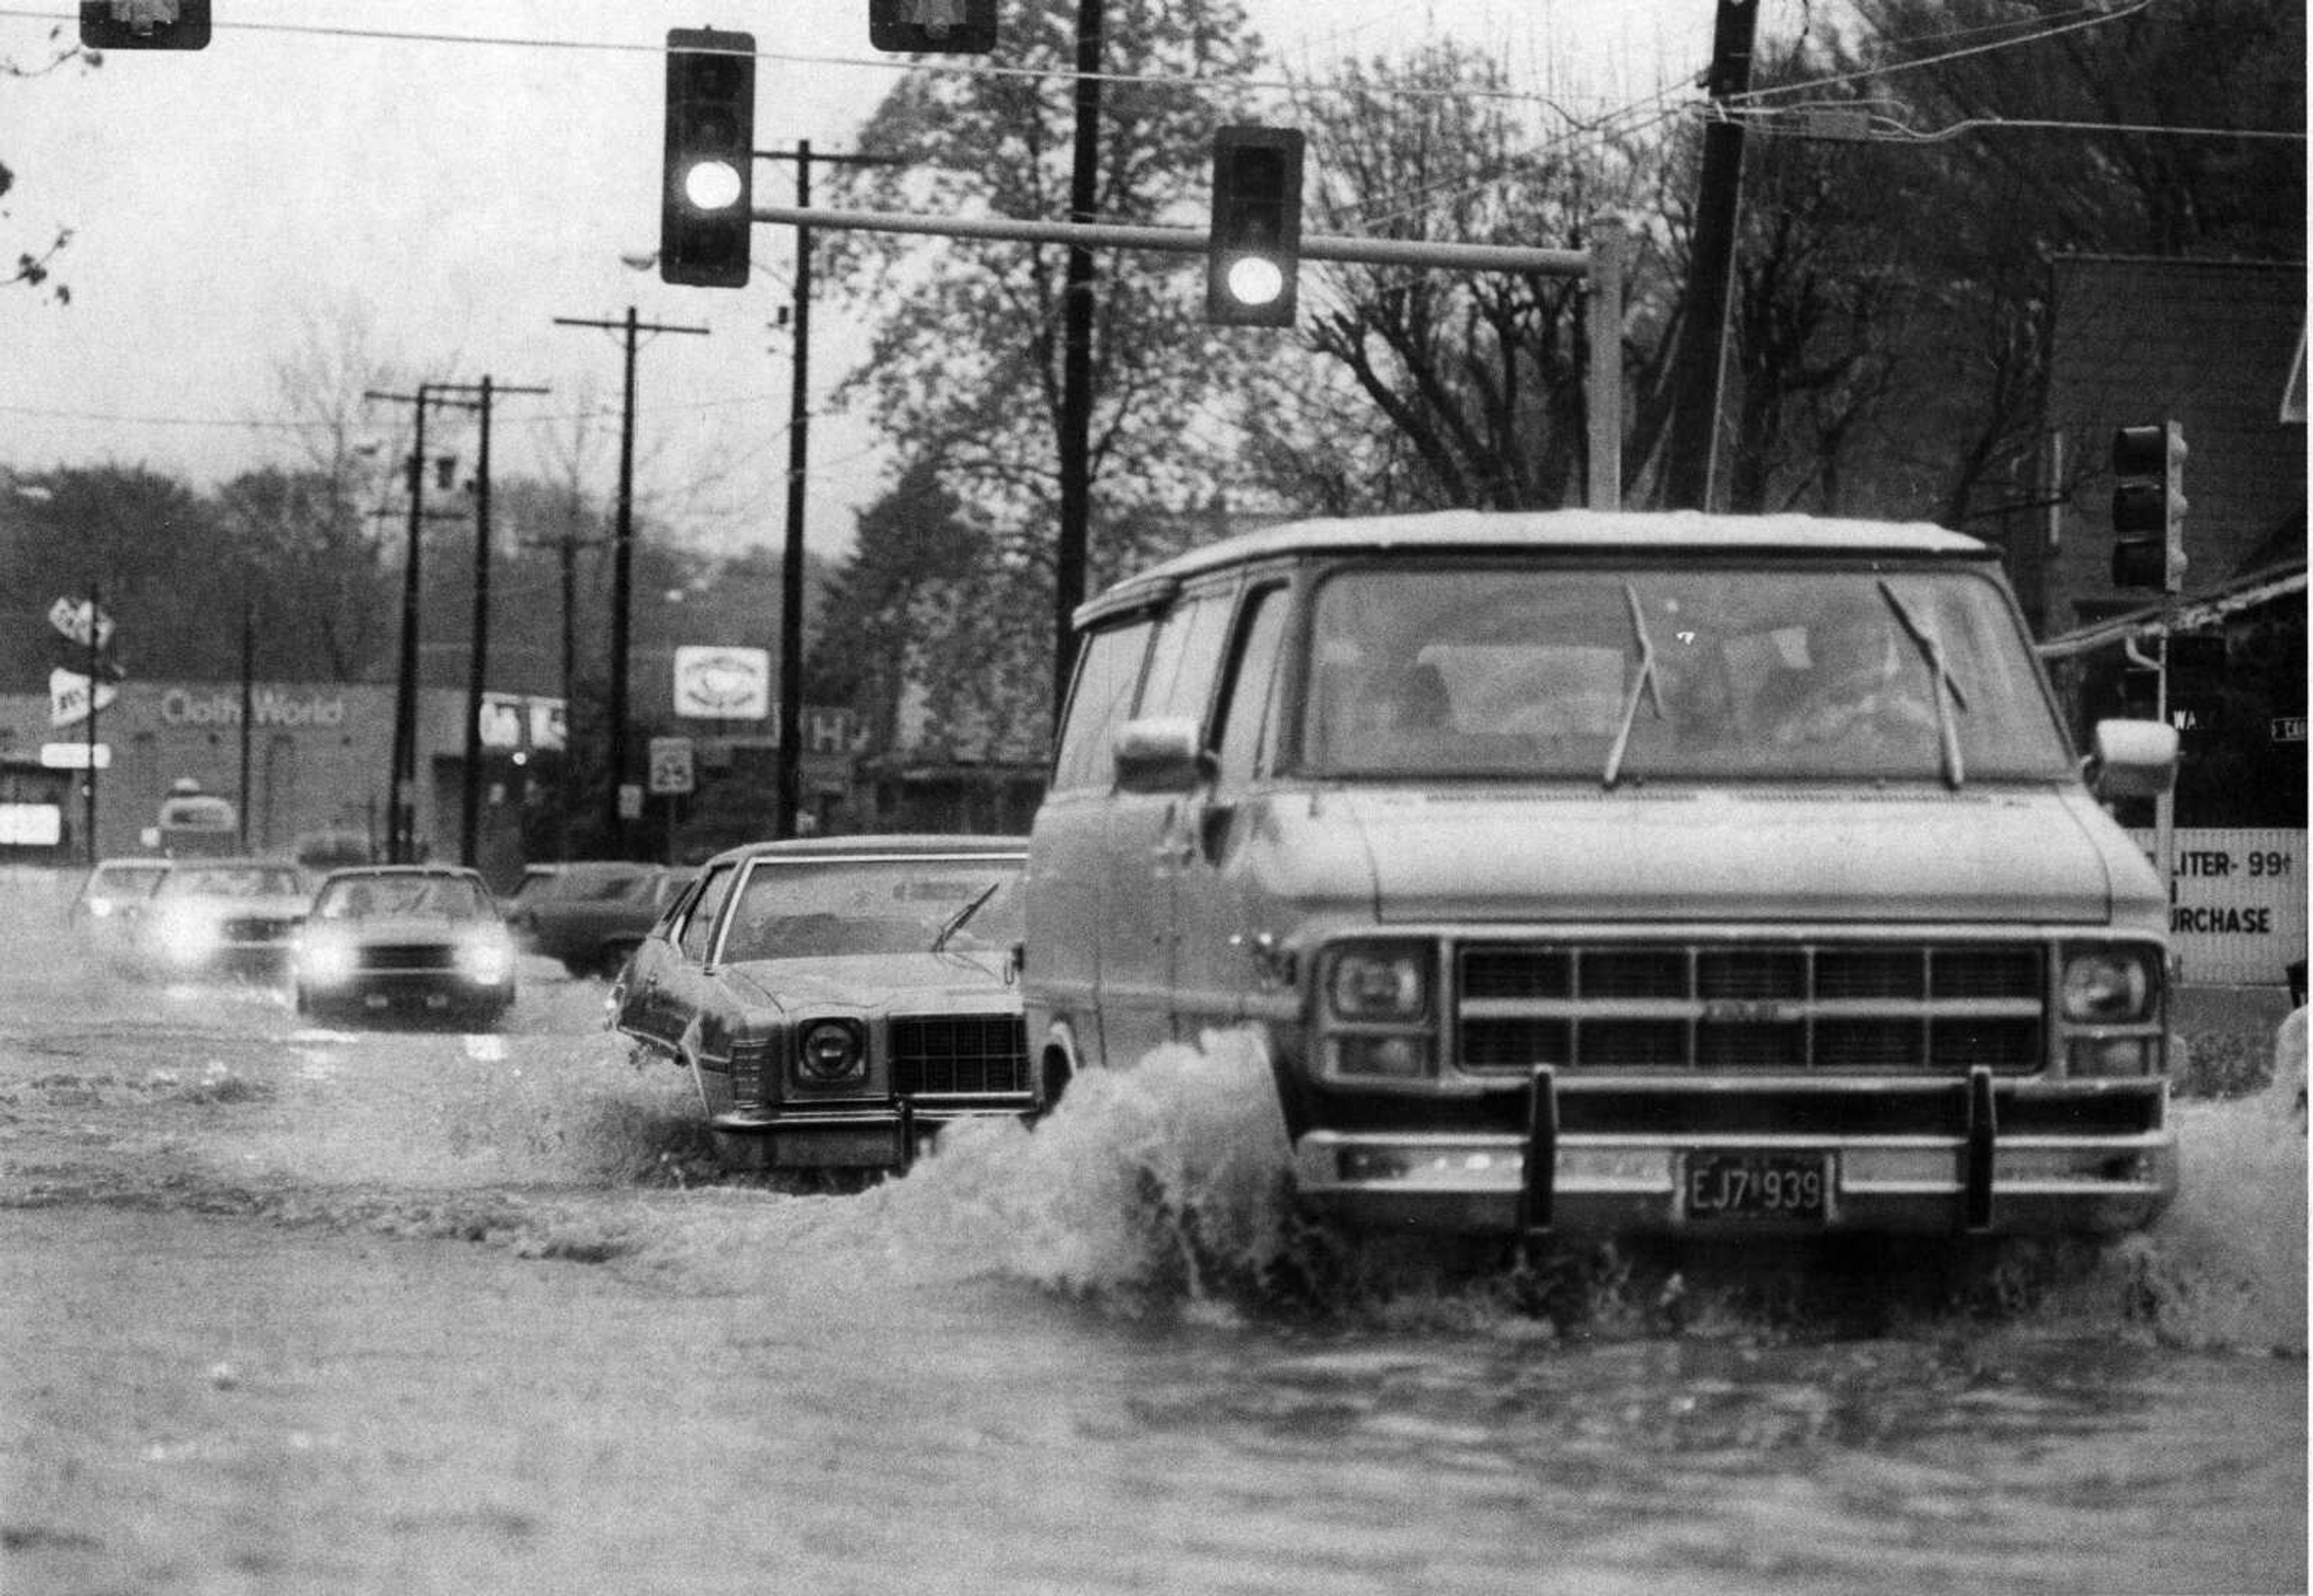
[365, 382, 482, 864]
[761, 143, 901, 838]
[237, 599, 254, 851]
[521, 499, 602, 863]
[552, 308, 708, 856]
[1661, 0, 1759, 512]
[83, 579, 100, 864]
[1054, 0, 1105, 720]
[431, 376, 549, 870]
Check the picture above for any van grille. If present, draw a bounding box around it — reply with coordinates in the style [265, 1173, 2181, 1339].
[1456, 941, 2045, 1074]
[891, 1015, 1031, 1096]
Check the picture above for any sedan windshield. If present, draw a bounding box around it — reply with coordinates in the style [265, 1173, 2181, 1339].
[717, 856, 1026, 961]
[164, 865, 305, 898]
[1300, 563, 2074, 785]
[314, 876, 492, 921]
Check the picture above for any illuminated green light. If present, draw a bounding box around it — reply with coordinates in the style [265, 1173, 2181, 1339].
[1226, 255, 1285, 307]
[683, 159, 745, 212]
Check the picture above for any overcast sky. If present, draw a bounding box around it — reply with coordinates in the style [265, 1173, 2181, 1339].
[0, 0, 1717, 560]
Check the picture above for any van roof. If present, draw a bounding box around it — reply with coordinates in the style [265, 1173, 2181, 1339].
[1078, 510, 1988, 625]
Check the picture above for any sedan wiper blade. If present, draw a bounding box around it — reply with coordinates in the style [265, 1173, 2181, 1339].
[931, 881, 1001, 953]
[1603, 582, 1664, 790]
[1878, 579, 1967, 790]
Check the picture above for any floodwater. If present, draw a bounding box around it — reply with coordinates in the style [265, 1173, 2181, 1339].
[0, 868, 2303, 1595]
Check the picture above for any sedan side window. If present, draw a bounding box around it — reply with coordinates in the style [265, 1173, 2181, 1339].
[676, 863, 740, 962]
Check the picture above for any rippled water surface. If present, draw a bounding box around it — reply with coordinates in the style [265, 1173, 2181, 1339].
[0, 868, 2303, 1595]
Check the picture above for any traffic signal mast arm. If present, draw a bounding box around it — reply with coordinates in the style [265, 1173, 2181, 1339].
[745, 201, 1591, 275]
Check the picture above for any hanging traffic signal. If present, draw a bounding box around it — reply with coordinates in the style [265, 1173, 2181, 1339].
[2109, 420, 2188, 593]
[79, 0, 210, 49]
[1206, 126, 1305, 328]
[869, 0, 997, 54]
[661, 28, 756, 289]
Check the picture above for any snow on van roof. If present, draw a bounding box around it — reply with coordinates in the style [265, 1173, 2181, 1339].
[1082, 510, 1986, 618]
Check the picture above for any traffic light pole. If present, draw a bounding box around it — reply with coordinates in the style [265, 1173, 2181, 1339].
[1055, 0, 1104, 719]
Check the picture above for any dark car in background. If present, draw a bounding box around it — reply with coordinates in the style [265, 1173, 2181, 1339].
[507, 860, 695, 978]
[292, 865, 517, 1027]
[611, 836, 1032, 1174]
[131, 858, 310, 982]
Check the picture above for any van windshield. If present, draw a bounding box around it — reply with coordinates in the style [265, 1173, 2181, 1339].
[1299, 563, 2074, 784]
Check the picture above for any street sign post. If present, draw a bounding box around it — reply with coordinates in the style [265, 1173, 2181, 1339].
[648, 737, 696, 795]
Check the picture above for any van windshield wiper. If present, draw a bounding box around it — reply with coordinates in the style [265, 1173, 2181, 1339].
[1603, 582, 1664, 790]
[1878, 579, 1968, 790]
[932, 881, 1002, 953]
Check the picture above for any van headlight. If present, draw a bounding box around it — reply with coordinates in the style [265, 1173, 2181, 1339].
[1325, 943, 1432, 1021]
[1321, 942, 1437, 1082]
[2060, 946, 2159, 1024]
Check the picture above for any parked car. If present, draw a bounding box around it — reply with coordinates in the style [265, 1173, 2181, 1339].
[292, 865, 517, 1027]
[66, 857, 173, 956]
[611, 835, 1032, 1173]
[130, 857, 310, 981]
[1025, 509, 2183, 1241]
[508, 860, 694, 978]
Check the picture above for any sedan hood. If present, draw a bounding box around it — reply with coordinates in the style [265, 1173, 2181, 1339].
[318, 915, 500, 942]
[1302, 787, 2151, 925]
[719, 949, 1014, 1011]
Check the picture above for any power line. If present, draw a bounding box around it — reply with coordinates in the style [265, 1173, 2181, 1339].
[0, 5, 1615, 113]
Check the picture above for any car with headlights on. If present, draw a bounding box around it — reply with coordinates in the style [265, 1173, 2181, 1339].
[293, 865, 517, 1027]
[129, 858, 310, 982]
[611, 835, 1032, 1174]
[67, 857, 173, 958]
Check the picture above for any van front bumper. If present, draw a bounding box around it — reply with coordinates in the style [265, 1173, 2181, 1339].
[1290, 1069, 2177, 1237]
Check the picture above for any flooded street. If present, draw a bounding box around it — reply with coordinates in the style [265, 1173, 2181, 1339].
[0, 868, 2302, 1595]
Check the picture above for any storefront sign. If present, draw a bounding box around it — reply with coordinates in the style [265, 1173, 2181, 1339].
[39, 743, 111, 770]
[2132, 828, 2308, 987]
[673, 646, 771, 720]
[0, 803, 63, 847]
[49, 668, 119, 728]
[160, 687, 348, 729]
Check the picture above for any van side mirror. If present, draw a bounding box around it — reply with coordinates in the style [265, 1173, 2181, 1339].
[1113, 716, 1214, 794]
[2088, 719, 2179, 800]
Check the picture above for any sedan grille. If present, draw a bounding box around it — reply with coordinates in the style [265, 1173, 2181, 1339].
[356, 943, 457, 972]
[1456, 940, 2046, 1074]
[891, 1015, 1030, 1096]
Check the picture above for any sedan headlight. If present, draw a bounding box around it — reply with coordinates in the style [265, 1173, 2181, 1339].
[2060, 946, 2160, 1024]
[794, 1018, 866, 1085]
[149, 906, 221, 963]
[455, 930, 514, 985]
[298, 932, 358, 986]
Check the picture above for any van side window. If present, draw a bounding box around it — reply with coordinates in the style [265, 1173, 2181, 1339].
[677, 862, 740, 961]
[1214, 585, 1288, 787]
[1050, 619, 1153, 793]
[1137, 593, 1232, 725]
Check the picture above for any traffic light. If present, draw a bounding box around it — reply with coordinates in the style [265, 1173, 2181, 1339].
[1206, 126, 1305, 328]
[661, 28, 756, 290]
[2109, 420, 2188, 593]
[869, 0, 997, 54]
[80, 0, 210, 49]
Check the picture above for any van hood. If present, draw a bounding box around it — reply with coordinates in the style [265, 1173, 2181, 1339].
[1297, 787, 2154, 926]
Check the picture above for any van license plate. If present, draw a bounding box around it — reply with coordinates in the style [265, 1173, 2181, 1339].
[1684, 1151, 1830, 1221]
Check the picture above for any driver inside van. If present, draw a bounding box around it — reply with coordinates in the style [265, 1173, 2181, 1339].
[1768, 607, 1937, 748]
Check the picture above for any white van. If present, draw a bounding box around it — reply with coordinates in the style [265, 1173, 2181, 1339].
[1022, 511, 2181, 1238]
